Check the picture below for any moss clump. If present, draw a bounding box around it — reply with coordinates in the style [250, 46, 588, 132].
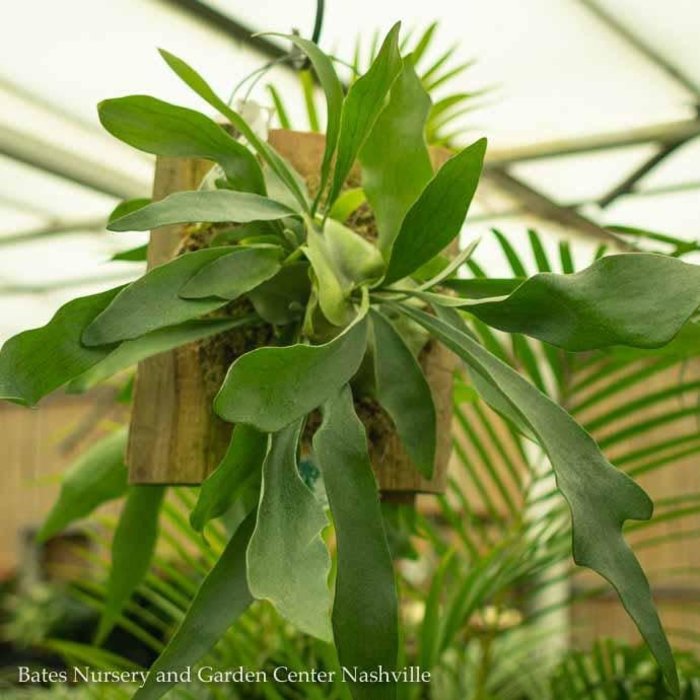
[174, 224, 277, 399]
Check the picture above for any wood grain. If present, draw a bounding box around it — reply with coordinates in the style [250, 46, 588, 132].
[127, 156, 225, 484]
[127, 130, 455, 492]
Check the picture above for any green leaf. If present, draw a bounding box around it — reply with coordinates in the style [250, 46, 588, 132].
[110, 244, 148, 262]
[398, 303, 679, 695]
[247, 261, 311, 325]
[98, 96, 265, 193]
[410, 22, 438, 66]
[264, 33, 344, 204]
[360, 57, 433, 254]
[313, 386, 398, 699]
[329, 188, 366, 222]
[267, 84, 291, 128]
[210, 221, 279, 246]
[383, 137, 487, 285]
[69, 316, 256, 392]
[303, 70, 321, 133]
[247, 421, 332, 641]
[466, 254, 700, 351]
[96, 485, 165, 644]
[215, 313, 369, 432]
[37, 429, 128, 542]
[83, 248, 234, 346]
[442, 277, 524, 299]
[0, 286, 122, 406]
[328, 23, 403, 206]
[262, 162, 308, 213]
[305, 219, 385, 326]
[190, 425, 268, 532]
[371, 310, 436, 478]
[108, 190, 296, 232]
[416, 237, 480, 290]
[179, 245, 283, 300]
[132, 512, 255, 700]
[108, 199, 151, 224]
[158, 49, 308, 211]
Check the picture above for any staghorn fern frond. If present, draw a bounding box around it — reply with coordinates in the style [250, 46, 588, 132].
[419, 227, 700, 696]
[33, 228, 700, 699]
[267, 22, 487, 147]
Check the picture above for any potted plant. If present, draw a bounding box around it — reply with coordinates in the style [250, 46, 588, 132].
[2, 20, 699, 699]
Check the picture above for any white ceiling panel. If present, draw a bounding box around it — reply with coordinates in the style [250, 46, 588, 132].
[205, 0, 696, 147]
[510, 145, 659, 205]
[597, 0, 700, 97]
[601, 188, 700, 240]
[0, 155, 119, 224]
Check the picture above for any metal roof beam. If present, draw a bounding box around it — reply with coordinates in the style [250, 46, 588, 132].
[0, 124, 148, 200]
[469, 179, 700, 224]
[577, 0, 700, 100]
[486, 119, 700, 166]
[0, 219, 107, 247]
[482, 168, 633, 248]
[164, 0, 288, 61]
[0, 270, 139, 296]
[597, 140, 688, 209]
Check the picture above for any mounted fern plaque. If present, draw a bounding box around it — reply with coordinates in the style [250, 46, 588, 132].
[126, 128, 457, 493]
[3, 20, 700, 699]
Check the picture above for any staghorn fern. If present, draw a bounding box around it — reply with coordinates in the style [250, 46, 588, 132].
[27, 227, 700, 700]
[265, 22, 488, 147]
[5, 21, 700, 700]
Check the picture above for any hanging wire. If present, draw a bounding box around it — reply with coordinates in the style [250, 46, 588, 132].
[227, 0, 325, 105]
[227, 56, 291, 105]
[311, 0, 325, 43]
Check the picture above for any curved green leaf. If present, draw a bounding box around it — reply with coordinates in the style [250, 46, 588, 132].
[247, 421, 332, 641]
[215, 313, 368, 432]
[264, 34, 344, 204]
[383, 137, 487, 285]
[0, 286, 122, 406]
[108, 190, 296, 232]
[108, 199, 151, 224]
[267, 84, 291, 128]
[371, 310, 436, 478]
[247, 261, 311, 325]
[83, 248, 235, 346]
[37, 429, 128, 542]
[398, 303, 678, 695]
[466, 254, 700, 351]
[328, 23, 403, 206]
[262, 162, 309, 214]
[158, 49, 308, 211]
[132, 512, 255, 700]
[329, 188, 366, 222]
[416, 237, 480, 291]
[98, 96, 265, 193]
[111, 243, 148, 262]
[190, 425, 268, 532]
[360, 57, 433, 254]
[180, 246, 283, 300]
[69, 316, 255, 392]
[313, 386, 398, 699]
[96, 485, 165, 644]
[442, 277, 524, 299]
[305, 219, 384, 326]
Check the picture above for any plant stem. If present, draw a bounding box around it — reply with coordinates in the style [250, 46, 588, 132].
[283, 247, 305, 265]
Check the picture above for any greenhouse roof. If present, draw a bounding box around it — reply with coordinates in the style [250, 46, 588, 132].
[1, 0, 699, 340]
